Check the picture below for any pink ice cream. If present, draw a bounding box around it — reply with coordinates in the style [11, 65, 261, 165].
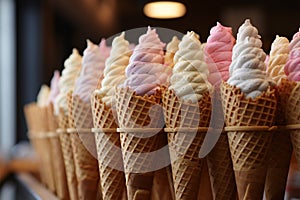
[204, 22, 235, 85]
[73, 39, 111, 102]
[284, 28, 300, 81]
[47, 70, 60, 105]
[122, 27, 169, 95]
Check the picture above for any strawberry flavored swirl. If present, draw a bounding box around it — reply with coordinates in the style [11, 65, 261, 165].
[73, 39, 110, 102]
[205, 22, 235, 85]
[284, 28, 300, 81]
[123, 27, 169, 95]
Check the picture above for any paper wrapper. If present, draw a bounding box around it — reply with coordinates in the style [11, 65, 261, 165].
[58, 91, 79, 200]
[70, 94, 102, 200]
[162, 88, 211, 200]
[24, 103, 56, 193]
[47, 103, 70, 200]
[91, 93, 127, 200]
[285, 80, 300, 169]
[115, 87, 166, 200]
[265, 79, 292, 199]
[220, 82, 277, 200]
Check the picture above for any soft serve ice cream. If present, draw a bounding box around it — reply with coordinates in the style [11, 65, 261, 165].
[267, 36, 289, 84]
[164, 36, 180, 68]
[37, 85, 50, 107]
[47, 70, 60, 105]
[54, 49, 82, 114]
[204, 22, 235, 85]
[284, 28, 300, 81]
[95, 32, 131, 107]
[169, 31, 211, 103]
[122, 26, 169, 95]
[73, 39, 110, 102]
[228, 19, 275, 99]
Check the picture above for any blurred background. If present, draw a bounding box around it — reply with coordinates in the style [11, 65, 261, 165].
[0, 0, 299, 160]
[0, 0, 299, 198]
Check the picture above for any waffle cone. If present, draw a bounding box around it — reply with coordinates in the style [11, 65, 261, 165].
[265, 79, 292, 199]
[115, 87, 165, 200]
[284, 81, 300, 167]
[58, 92, 78, 200]
[162, 88, 211, 200]
[220, 82, 277, 200]
[70, 94, 101, 200]
[24, 103, 47, 184]
[207, 133, 237, 200]
[25, 103, 56, 192]
[47, 104, 70, 200]
[91, 93, 127, 200]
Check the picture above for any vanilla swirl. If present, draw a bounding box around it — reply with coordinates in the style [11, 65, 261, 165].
[96, 32, 131, 107]
[164, 36, 180, 68]
[54, 49, 82, 114]
[73, 39, 110, 102]
[123, 27, 168, 95]
[228, 19, 275, 99]
[169, 31, 211, 103]
[267, 36, 289, 84]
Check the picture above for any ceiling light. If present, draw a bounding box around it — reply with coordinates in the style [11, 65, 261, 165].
[143, 1, 186, 19]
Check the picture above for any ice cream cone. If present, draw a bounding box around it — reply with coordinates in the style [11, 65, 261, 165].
[24, 103, 47, 185]
[220, 82, 277, 200]
[70, 94, 101, 200]
[91, 93, 127, 200]
[265, 79, 292, 199]
[285, 80, 300, 169]
[58, 92, 78, 200]
[206, 133, 237, 200]
[115, 87, 164, 200]
[47, 103, 70, 200]
[162, 88, 211, 200]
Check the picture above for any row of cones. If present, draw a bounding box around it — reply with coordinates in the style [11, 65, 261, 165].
[24, 78, 300, 200]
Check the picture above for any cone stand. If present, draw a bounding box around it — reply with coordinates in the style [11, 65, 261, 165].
[220, 82, 277, 200]
[91, 93, 127, 200]
[162, 89, 211, 200]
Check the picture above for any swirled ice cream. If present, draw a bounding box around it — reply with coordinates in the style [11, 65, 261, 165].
[284, 29, 300, 81]
[164, 36, 180, 68]
[204, 22, 235, 85]
[267, 36, 289, 84]
[47, 70, 60, 105]
[228, 19, 275, 99]
[95, 32, 131, 107]
[54, 48, 82, 114]
[122, 26, 169, 95]
[73, 39, 111, 102]
[37, 85, 50, 107]
[169, 31, 211, 103]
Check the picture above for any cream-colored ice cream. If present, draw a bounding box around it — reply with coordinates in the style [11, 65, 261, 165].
[47, 70, 60, 105]
[267, 36, 289, 84]
[164, 36, 180, 68]
[73, 39, 110, 103]
[37, 85, 50, 107]
[228, 19, 275, 99]
[95, 32, 131, 107]
[169, 31, 212, 103]
[54, 48, 82, 114]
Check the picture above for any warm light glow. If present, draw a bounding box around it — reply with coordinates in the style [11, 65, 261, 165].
[143, 1, 186, 19]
